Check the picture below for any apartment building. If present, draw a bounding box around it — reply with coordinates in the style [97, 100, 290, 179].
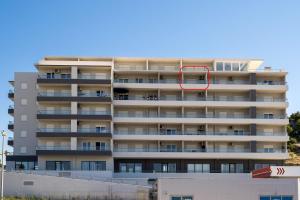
[6, 57, 289, 174]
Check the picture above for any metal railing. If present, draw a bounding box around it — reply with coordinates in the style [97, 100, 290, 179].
[78, 74, 109, 79]
[77, 145, 111, 151]
[77, 128, 111, 133]
[38, 91, 71, 97]
[38, 74, 71, 79]
[37, 146, 71, 150]
[78, 92, 110, 97]
[38, 128, 71, 132]
[78, 110, 111, 115]
[114, 147, 252, 153]
[38, 110, 71, 115]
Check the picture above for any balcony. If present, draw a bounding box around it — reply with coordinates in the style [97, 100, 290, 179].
[8, 106, 14, 115]
[37, 73, 111, 84]
[113, 147, 288, 159]
[37, 110, 112, 120]
[37, 91, 111, 102]
[8, 90, 14, 99]
[7, 137, 13, 146]
[8, 121, 14, 130]
[36, 145, 112, 156]
[36, 128, 112, 137]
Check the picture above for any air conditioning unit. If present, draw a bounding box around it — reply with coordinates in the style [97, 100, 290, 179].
[228, 76, 233, 81]
[54, 69, 61, 73]
[229, 142, 233, 146]
[228, 126, 233, 129]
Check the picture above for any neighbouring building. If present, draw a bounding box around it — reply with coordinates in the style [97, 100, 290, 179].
[6, 56, 289, 174]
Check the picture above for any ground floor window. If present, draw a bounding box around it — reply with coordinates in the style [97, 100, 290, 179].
[187, 163, 210, 173]
[171, 196, 193, 200]
[221, 163, 243, 173]
[81, 161, 106, 171]
[15, 161, 36, 170]
[255, 163, 277, 170]
[153, 163, 176, 173]
[46, 161, 71, 171]
[260, 195, 293, 200]
[119, 163, 142, 173]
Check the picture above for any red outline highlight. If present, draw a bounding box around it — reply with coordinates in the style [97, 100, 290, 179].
[178, 66, 210, 91]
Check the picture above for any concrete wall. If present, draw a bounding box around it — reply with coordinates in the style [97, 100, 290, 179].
[14, 72, 38, 155]
[3, 172, 150, 199]
[157, 175, 299, 200]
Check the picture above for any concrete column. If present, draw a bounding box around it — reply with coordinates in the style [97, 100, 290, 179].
[71, 119, 77, 132]
[71, 66, 78, 79]
[250, 141, 257, 152]
[71, 137, 77, 150]
[249, 107, 256, 119]
[249, 90, 256, 102]
[71, 84, 78, 97]
[249, 73, 256, 85]
[250, 124, 257, 136]
[181, 141, 184, 152]
[71, 102, 77, 114]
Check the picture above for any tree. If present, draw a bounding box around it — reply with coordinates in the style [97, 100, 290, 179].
[287, 112, 300, 152]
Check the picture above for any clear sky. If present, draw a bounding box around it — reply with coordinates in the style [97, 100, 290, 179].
[0, 0, 300, 153]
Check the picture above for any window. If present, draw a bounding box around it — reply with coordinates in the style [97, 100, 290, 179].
[153, 163, 176, 173]
[264, 113, 274, 119]
[224, 63, 231, 71]
[81, 161, 106, 171]
[216, 62, 223, 71]
[21, 82, 28, 89]
[135, 78, 143, 83]
[255, 163, 277, 170]
[171, 196, 193, 200]
[21, 115, 28, 121]
[21, 98, 28, 105]
[15, 161, 35, 170]
[119, 163, 142, 173]
[260, 196, 293, 200]
[232, 63, 239, 71]
[96, 126, 106, 133]
[46, 161, 71, 171]
[221, 163, 243, 173]
[20, 146, 27, 153]
[187, 163, 210, 173]
[20, 130, 27, 137]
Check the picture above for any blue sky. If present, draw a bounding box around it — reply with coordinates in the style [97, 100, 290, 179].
[0, 0, 300, 153]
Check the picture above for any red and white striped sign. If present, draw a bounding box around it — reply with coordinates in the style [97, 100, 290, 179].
[252, 166, 300, 178]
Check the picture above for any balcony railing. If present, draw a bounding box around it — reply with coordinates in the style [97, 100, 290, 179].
[257, 81, 286, 85]
[77, 128, 110, 134]
[37, 145, 111, 151]
[38, 128, 71, 132]
[78, 110, 110, 115]
[38, 74, 71, 79]
[113, 95, 286, 102]
[114, 79, 286, 85]
[38, 91, 71, 97]
[38, 110, 71, 115]
[37, 146, 71, 150]
[78, 92, 110, 97]
[77, 145, 111, 151]
[114, 147, 256, 153]
[256, 148, 287, 153]
[78, 74, 109, 79]
[114, 113, 287, 119]
[114, 131, 252, 136]
[256, 114, 287, 119]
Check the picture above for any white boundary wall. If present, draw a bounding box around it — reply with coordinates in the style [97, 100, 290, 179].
[157, 175, 300, 200]
[3, 172, 150, 200]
